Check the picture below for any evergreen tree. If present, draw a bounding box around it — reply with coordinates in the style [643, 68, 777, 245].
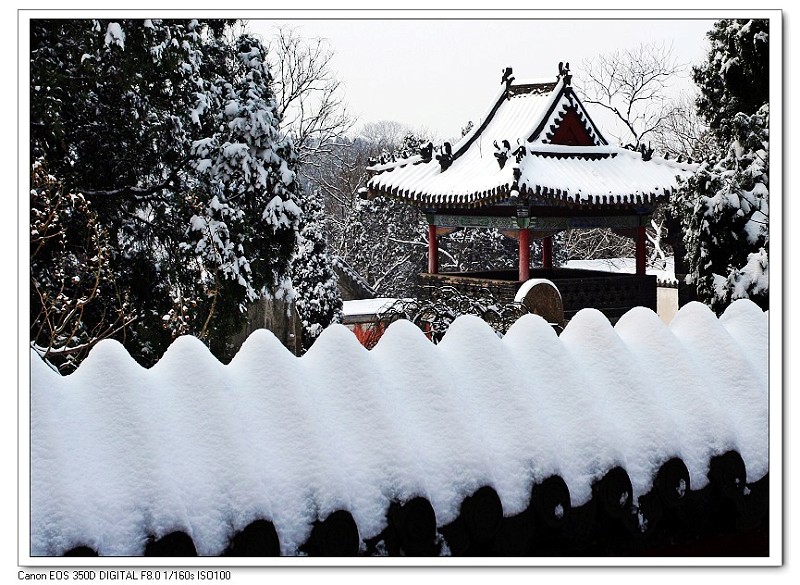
[31, 20, 302, 368]
[291, 189, 343, 350]
[672, 19, 769, 313]
[693, 19, 769, 141]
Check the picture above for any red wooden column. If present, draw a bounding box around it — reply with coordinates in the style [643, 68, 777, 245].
[428, 224, 438, 274]
[542, 235, 554, 269]
[636, 226, 646, 276]
[519, 228, 531, 281]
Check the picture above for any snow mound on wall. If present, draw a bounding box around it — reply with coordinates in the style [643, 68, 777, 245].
[30, 301, 769, 556]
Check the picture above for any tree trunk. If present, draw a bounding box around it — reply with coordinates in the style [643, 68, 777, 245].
[229, 294, 303, 356]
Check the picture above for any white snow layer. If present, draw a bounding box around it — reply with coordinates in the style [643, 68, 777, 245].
[104, 22, 125, 50]
[341, 297, 399, 318]
[30, 300, 768, 556]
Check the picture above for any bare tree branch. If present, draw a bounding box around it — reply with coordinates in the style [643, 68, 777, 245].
[577, 42, 685, 148]
[570, 42, 702, 266]
[30, 164, 138, 373]
[650, 92, 715, 160]
[263, 25, 354, 169]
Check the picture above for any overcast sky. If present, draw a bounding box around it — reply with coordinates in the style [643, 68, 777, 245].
[247, 17, 716, 143]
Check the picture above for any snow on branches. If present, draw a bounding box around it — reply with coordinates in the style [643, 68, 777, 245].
[30, 20, 304, 366]
[681, 106, 769, 313]
[290, 190, 343, 350]
[674, 19, 769, 314]
[189, 35, 301, 308]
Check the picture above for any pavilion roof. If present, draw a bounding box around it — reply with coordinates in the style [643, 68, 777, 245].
[365, 69, 697, 210]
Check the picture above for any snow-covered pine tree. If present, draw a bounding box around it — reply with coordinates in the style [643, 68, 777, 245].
[188, 33, 302, 355]
[290, 189, 343, 350]
[672, 19, 769, 313]
[30, 20, 302, 368]
[693, 20, 769, 142]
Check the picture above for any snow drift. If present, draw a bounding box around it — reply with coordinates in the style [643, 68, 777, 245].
[29, 300, 769, 556]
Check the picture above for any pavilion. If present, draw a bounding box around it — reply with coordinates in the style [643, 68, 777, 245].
[362, 64, 697, 322]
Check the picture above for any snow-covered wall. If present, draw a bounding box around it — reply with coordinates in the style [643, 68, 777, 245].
[29, 300, 769, 556]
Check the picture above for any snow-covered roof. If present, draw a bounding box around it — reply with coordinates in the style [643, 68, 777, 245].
[516, 146, 696, 206]
[342, 297, 398, 318]
[341, 297, 400, 324]
[30, 300, 768, 556]
[366, 71, 697, 209]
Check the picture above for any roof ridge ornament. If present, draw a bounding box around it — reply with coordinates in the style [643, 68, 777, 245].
[638, 142, 654, 162]
[493, 140, 511, 169]
[501, 67, 515, 98]
[437, 142, 453, 171]
[419, 142, 433, 163]
[558, 61, 572, 86]
[501, 66, 515, 86]
[512, 141, 527, 163]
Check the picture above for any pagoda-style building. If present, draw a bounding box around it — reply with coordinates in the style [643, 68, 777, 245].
[363, 64, 696, 322]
